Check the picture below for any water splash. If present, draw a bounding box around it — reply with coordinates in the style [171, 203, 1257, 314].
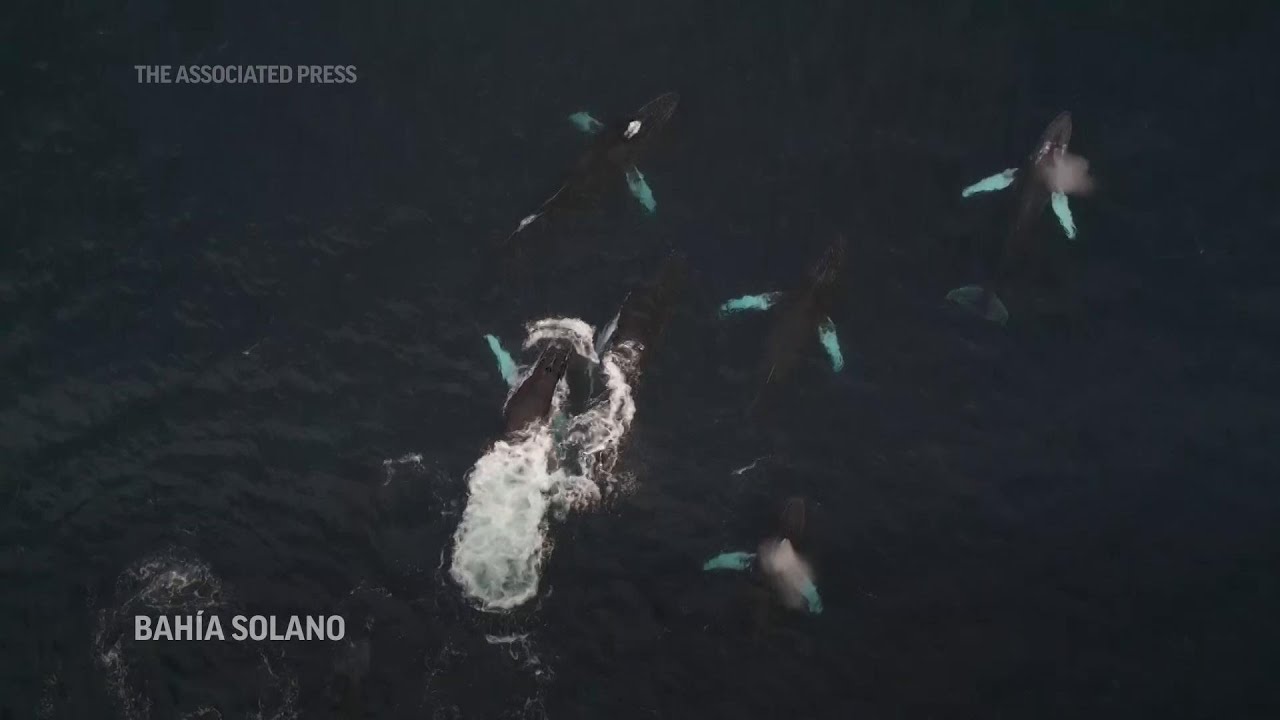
[92, 548, 300, 719]
[522, 318, 598, 364]
[451, 321, 640, 611]
[94, 549, 225, 720]
[382, 453, 425, 485]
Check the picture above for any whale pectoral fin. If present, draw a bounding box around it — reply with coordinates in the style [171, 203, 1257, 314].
[594, 310, 620, 358]
[550, 411, 570, 445]
[568, 111, 604, 134]
[484, 334, 520, 387]
[817, 317, 844, 372]
[702, 551, 757, 572]
[589, 310, 621, 398]
[945, 285, 1009, 326]
[718, 292, 782, 317]
[1051, 191, 1078, 239]
[799, 578, 823, 614]
[961, 168, 1018, 197]
[624, 166, 657, 214]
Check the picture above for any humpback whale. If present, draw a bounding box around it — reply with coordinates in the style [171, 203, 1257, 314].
[506, 92, 679, 243]
[452, 321, 600, 612]
[719, 235, 847, 404]
[702, 496, 823, 615]
[501, 342, 570, 435]
[949, 111, 1092, 325]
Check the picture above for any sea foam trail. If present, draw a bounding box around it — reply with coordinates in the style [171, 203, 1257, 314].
[450, 429, 582, 611]
[451, 318, 634, 612]
[566, 340, 639, 479]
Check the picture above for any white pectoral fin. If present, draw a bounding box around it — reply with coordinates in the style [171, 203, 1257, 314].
[594, 310, 620, 358]
[589, 310, 621, 398]
[718, 292, 782, 317]
[799, 578, 823, 614]
[624, 166, 657, 214]
[568, 111, 604, 134]
[484, 334, 520, 387]
[961, 167, 1018, 198]
[817, 317, 844, 372]
[703, 551, 756, 572]
[1051, 191, 1077, 239]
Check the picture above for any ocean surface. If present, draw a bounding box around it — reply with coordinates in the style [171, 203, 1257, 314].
[3, 1, 1279, 718]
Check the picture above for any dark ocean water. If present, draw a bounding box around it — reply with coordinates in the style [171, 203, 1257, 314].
[4, 1, 1280, 718]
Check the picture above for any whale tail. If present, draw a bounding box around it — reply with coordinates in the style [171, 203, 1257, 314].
[946, 284, 1009, 326]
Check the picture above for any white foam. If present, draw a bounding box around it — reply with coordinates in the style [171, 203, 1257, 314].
[451, 321, 641, 612]
[452, 430, 563, 610]
[522, 317, 599, 363]
[566, 341, 639, 479]
[502, 317, 600, 408]
[381, 452, 424, 485]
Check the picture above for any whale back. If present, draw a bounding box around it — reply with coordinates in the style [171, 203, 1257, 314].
[502, 343, 570, 435]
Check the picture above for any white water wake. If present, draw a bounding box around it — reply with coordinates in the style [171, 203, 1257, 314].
[450, 319, 640, 612]
[566, 340, 639, 479]
[522, 317, 599, 364]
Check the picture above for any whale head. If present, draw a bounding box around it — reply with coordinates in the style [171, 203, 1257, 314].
[618, 92, 679, 145]
[1033, 111, 1073, 165]
[809, 234, 846, 297]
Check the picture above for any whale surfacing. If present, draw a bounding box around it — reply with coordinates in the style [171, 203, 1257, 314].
[502, 343, 570, 435]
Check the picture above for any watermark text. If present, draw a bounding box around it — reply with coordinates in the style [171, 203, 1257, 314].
[134, 613, 346, 641]
[133, 65, 357, 84]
